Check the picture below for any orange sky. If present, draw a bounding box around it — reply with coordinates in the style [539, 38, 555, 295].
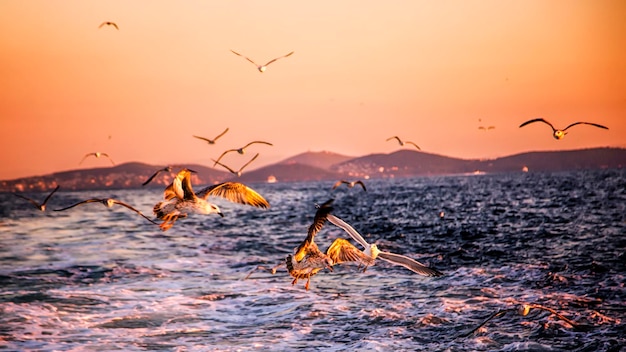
[1, 1, 625, 180]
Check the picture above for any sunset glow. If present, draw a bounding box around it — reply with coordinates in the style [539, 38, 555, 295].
[1, 1, 624, 180]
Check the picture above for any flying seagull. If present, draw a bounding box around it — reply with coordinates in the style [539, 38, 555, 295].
[212, 153, 259, 177]
[332, 180, 367, 192]
[54, 198, 157, 225]
[519, 118, 608, 140]
[286, 199, 335, 290]
[13, 185, 60, 212]
[98, 22, 119, 30]
[213, 141, 273, 166]
[79, 152, 115, 165]
[386, 136, 421, 150]
[152, 168, 269, 231]
[458, 303, 590, 338]
[193, 128, 229, 145]
[478, 126, 495, 131]
[230, 50, 294, 73]
[326, 214, 443, 277]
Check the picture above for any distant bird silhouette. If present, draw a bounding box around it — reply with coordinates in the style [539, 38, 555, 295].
[152, 168, 269, 231]
[54, 198, 157, 225]
[212, 153, 259, 177]
[327, 214, 443, 277]
[386, 136, 421, 150]
[458, 303, 590, 338]
[519, 118, 608, 140]
[98, 21, 119, 30]
[213, 141, 273, 166]
[13, 185, 60, 212]
[478, 126, 495, 131]
[286, 199, 335, 290]
[230, 50, 294, 72]
[193, 128, 229, 145]
[79, 152, 115, 165]
[332, 180, 367, 192]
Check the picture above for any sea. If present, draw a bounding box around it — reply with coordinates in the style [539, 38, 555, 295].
[1, 169, 624, 352]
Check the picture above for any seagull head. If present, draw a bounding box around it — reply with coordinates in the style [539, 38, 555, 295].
[517, 304, 531, 316]
[553, 130, 566, 139]
[364, 243, 380, 260]
[258, 66, 267, 73]
[198, 201, 223, 217]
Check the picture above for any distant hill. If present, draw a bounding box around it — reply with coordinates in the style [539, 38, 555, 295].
[2, 147, 624, 192]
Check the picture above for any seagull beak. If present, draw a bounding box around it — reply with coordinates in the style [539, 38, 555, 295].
[218, 212, 224, 218]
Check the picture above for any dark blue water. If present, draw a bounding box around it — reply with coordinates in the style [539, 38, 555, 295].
[1, 169, 624, 351]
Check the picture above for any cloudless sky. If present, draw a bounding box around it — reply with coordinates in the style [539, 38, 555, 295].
[1, 1, 625, 180]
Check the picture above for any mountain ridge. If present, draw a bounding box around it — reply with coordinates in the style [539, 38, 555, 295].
[3, 147, 624, 192]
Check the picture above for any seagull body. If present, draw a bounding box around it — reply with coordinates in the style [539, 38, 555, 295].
[98, 21, 119, 30]
[152, 168, 269, 231]
[332, 180, 367, 192]
[327, 214, 443, 277]
[212, 153, 259, 177]
[519, 118, 608, 140]
[213, 141, 273, 166]
[286, 199, 335, 290]
[13, 185, 60, 212]
[79, 152, 115, 165]
[54, 198, 156, 224]
[386, 136, 421, 150]
[230, 50, 294, 72]
[193, 128, 229, 145]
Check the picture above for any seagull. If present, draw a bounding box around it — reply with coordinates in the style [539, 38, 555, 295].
[193, 128, 229, 145]
[13, 185, 60, 212]
[213, 141, 273, 166]
[519, 118, 608, 140]
[54, 198, 157, 225]
[230, 50, 294, 73]
[286, 199, 335, 290]
[79, 152, 115, 165]
[152, 168, 269, 231]
[386, 136, 421, 150]
[142, 166, 173, 186]
[458, 303, 589, 338]
[212, 153, 259, 177]
[326, 214, 443, 277]
[478, 126, 495, 131]
[332, 180, 367, 192]
[98, 21, 119, 30]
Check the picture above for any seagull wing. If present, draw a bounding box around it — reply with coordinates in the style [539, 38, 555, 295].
[142, 168, 165, 186]
[242, 141, 273, 149]
[212, 159, 237, 174]
[13, 193, 40, 209]
[326, 238, 374, 266]
[53, 199, 102, 211]
[98, 22, 107, 28]
[405, 141, 421, 150]
[264, 51, 294, 66]
[238, 153, 259, 173]
[519, 118, 555, 131]
[164, 169, 192, 200]
[326, 214, 370, 249]
[213, 149, 238, 166]
[354, 181, 367, 191]
[331, 180, 345, 190]
[458, 309, 513, 338]
[562, 121, 609, 131]
[386, 136, 402, 145]
[213, 127, 229, 141]
[79, 153, 94, 165]
[42, 185, 60, 206]
[193, 135, 212, 143]
[111, 22, 119, 30]
[378, 251, 443, 277]
[196, 182, 270, 209]
[230, 50, 259, 67]
[101, 153, 115, 165]
[294, 199, 333, 261]
[111, 200, 158, 225]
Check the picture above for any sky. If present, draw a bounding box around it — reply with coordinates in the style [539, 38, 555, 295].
[1, 1, 625, 180]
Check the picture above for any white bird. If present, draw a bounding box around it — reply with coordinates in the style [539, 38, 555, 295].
[152, 168, 269, 231]
[386, 136, 421, 150]
[213, 141, 273, 166]
[519, 118, 608, 140]
[98, 21, 119, 30]
[332, 180, 367, 192]
[230, 50, 294, 73]
[79, 152, 115, 165]
[54, 197, 157, 225]
[326, 214, 443, 277]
